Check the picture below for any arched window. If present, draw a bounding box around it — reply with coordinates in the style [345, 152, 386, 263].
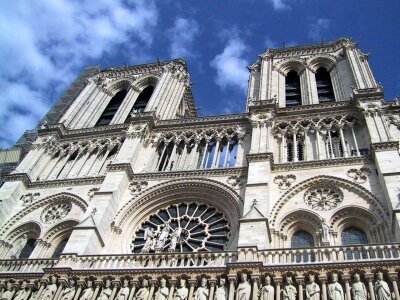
[52, 238, 69, 259]
[341, 227, 368, 260]
[316, 68, 335, 103]
[285, 71, 301, 107]
[95, 89, 128, 126]
[19, 239, 36, 259]
[291, 230, 315, 263]
[131, 86, 154, 114]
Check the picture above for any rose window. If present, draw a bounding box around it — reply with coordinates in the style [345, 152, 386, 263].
[131, 203, 230, 253]
[41, 202, 72, 224]
[304, 186, 343, 211]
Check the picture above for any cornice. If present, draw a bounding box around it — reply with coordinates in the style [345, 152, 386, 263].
[130, 167, 247, 181]
[4, 173, 104, 189]
[371, 141, 399, 154]
[276, 101, 354, 117]
[352, 87, 384, 100]
[106, 163, 135, 180]
[247, 153, 274, 163]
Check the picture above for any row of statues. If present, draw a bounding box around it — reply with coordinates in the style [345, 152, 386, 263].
[0, 272, 394, 300]
[139, 223, 182, 253]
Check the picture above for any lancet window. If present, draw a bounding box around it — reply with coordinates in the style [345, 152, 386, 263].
[130, 86, 154, 115]
[285, 71, 302, 107]
[285, 133, 304, 162]
[341, 227, 368, 259]
[291, 230, 315, 262]
[95, 89, 128, 126]
[325, 130, 345, 159]
[316, 68, 335, 103]
[19, 239, 36, 259]
[51, 238, 69, 259]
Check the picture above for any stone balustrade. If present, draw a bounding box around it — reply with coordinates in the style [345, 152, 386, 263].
[0, 258, 57, 273]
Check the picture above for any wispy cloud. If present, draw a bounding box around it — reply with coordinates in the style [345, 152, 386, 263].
[0, 0, 158, 147]
[308, 18, 331, 41]
[264, 36, 279, 48]
[167, 17, 200, 59]
[210, 32, 249, 95]
[269, 0, 292, 11]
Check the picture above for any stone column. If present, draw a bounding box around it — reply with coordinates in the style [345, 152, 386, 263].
[350, 126, 360, 156]
[91, 281, 102, 300]
[389, 273, 400, 300]
[364, 274, 376, 300]
[54, 280, 65, 300]
[296, 277, 305, 300]
[251, 276, 259, 300]
[188, 280, 197, 300]
[319, 276, 327, 300]
[293, 131, 298, 162]
[209, 280, 217, 300]
[73, 282, 84, 300]
[228, 277, 236, 300]
[109, 281, 121, 300]
[148, 281, 157, 300]
[128, 281, 137, 300]
[168, 280, 176, 300]
[342, 276, 351, 300]
[338, 126, 348, 157]
[274, 278, 282, 300]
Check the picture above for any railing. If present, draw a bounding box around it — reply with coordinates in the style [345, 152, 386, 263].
[56, 251, 237, 270]
[239, 243, 400, 265]
[0, 258, 58, 273]
[1, 244, 399, 273]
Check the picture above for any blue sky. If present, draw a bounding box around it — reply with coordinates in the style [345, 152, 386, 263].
[1, 0, 399, 148]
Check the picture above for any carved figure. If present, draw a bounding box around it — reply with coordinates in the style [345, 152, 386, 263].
[61, 279, 76, 300]
[154, 279, 169, 300]
[169, 228, 182, 252]
[374, 272, 391, 300]
[174, 279, 188, 300]
[260, 276, 274, 300]
[98, 280, 112, 300]
[351, 274, 367, 300]
[10, 234, 28, 259]
[194, 278, 209, 300]
[214, 278, 227, 300]
[14, 281, 31, 300]
[80, 281, 94, 300]
[2, 282, 15, 300]
[328, 274, 344, 300]
[134, 280, 150, 300]
[116, 280, 130, 300]
[39, 276, 58, 300]
[155, 223, 171, 252]
[236, 273, 251, 300]
[306, 275, 320, 300]
[321, 219, 330, 242]
[141, 228, 156, 253]
[283, 277, 297, 300]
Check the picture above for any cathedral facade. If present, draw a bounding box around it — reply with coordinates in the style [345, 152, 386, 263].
[0, 38, 399, 300]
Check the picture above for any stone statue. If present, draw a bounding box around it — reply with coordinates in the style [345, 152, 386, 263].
[80, 281, 94, 300]
[194, 278, 209, 300]
[169, 228, 182, 252]
[328, 274, 344, 300]
[306, 275, 320, 300]
[260, 276, 274, 300]
[351, 274, 367, 300]
[236, 273, 251, 300]
[61, 279, 76, 300]
[214, 278, 227, 300]
[134, 279, 149, 300]
[173, 279, 188, 300]
[2, 282, 15, 300]
[39, 276, 57, 300]
[155, 223, 171, 252]
[154, 279, 169, 300]
[283, 277, 297, 300]
[321, 219, 330, 242]
[374, 272, 391, 300]
[14, 281, 31, 300]
[98, 280, 112, 300]
[10, 234, 28, 259]
[116, 280, 130, 300]
[141, 228, 155, 253]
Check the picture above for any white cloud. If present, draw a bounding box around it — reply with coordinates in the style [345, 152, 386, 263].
[168, 18, 200, 59]
[210, 36, 249, 94]
[264, 36, 278, 48]
[0, 0, 158, 147]
[309, 18, 331, 41]
[269, 0, 292, 10]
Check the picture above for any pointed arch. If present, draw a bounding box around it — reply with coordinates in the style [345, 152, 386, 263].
[270, 175, 388, 228]
[274, 59, 306, 75]
[307, 55, 337, 73]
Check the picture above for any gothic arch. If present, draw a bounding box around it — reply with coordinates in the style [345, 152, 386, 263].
[307, 55, 337, 73]
[0, 192, 88, 239]
[107, 78, 135, 93]
[113, 178, 243, 253]
[274, 59, 306, 75]
[270, 175, 388, 227]
[133, 75, 160, 91]
[3, 221, 42, 244]
[41, 220, 79, 257]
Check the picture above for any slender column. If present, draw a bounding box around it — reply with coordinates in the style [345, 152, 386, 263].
[54, 282, 64, 300]
[73, 283, 83, 300]
[319, 276, 327, 300]
[275, 278, 282, 300]
[228, 278, 236, 300]
[50, 151, 72, 180]
[62, 151, 81, 178]
[75, 150, 92, 177]
[350, 126, 360, 156]
[338, 126, 348, 157]
[177, 144, 187, 170]
[303, 131, 308, 161]
[166, 143, 178, 171]
[293, 131, 298, 162]
[259, 124, 267, 152]
[209, 280, 216, 300]
[109, 282, 120, 300]
[266, 124, 271, 151]
[211, 139, 221, 168]
[168, 281, 176, 300]
[327, 130, 334, 158]
[365, 274, 376, 300]
[251, 276, 259, 300]
[96, 149, 111, 175]
[156, 143, 168, 171]
[222, 142, 230, 167]
[296, 277, 305, 300]
[41, 153, 62, 180]
[200, 142, 208, 169]
[389, 274, 400, 300]
[127, 282, 137, 300]
[315, 129, 321, 160]
[33, 152, 53, 179]
[342, 276, 351, 300]
[379, 113, 392, 141]
[280, 137, 285, 163]
[188, 280, 196, 300]
[86, 151, 100, 176]
[91, 282, 102, 300]
[148, 281, 157, 300]
[188, 142, 200, 170]
[250, 124, 259, 153]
